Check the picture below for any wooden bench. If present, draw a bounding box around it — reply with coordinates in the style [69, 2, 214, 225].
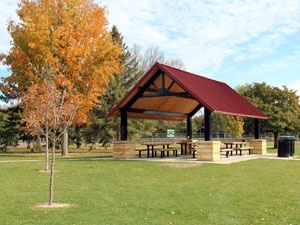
[155, 148, 178, 158]
[220, 148, 233, 158]
[235, 147, 253, 156]
[135, 148, 149, 158]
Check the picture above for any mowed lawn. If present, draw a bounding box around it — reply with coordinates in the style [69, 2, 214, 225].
[0, 154, 300, 225]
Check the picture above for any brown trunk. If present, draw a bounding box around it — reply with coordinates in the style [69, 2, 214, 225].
[49, 141, 55, 205]
[45, 122, 49, 171]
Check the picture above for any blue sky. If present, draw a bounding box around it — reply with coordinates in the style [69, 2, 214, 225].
[1, 0, 300, 95]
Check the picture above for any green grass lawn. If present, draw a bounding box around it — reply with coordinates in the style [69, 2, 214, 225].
[0, 151, 300, 225]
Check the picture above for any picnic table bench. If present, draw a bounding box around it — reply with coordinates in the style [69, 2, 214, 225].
[177, 140, 198, 155]
[235, 146, 253, 156]
[135, 148, 149, 158]
[142, 142, 174, 158]
[220, 148, 233, 158]
[155, 148, 178, 158]
[135, 144, 178, 158]
[135, 148, 178, 158]
[223, 141, 254, 156]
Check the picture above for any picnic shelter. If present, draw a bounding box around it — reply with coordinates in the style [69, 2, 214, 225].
[109, 62, 268, 142]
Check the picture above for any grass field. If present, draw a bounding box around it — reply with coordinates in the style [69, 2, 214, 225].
[0, 147, 299, 225]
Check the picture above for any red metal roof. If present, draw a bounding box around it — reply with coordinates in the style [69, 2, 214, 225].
[109, 62, 268, 121]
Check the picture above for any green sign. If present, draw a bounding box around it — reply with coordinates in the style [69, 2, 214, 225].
[167, 129, 175, 138]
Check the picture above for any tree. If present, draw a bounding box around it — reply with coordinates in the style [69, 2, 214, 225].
[211, 114, 227, 137]
[237, 82, 300, 148]
[0, 106, 23, 150]
[22, 79, 76, 205]
[193, 114, 205, 135]
[88, 32, 186, 144]
[86, 26, 142, 145]
[0, 109, 8, 151]
[1, 0, 121, 206]
[0, 0, 122, 155]
[131, 44, 185, 73]
[226, 115, 244, 138]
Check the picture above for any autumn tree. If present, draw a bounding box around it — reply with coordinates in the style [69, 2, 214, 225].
[0, 0, 121, 155]
[226, 115, 244, 138]
[1, 0, 121, 206]
[22, 79, 76, 205]
[237, 82, 300, 148]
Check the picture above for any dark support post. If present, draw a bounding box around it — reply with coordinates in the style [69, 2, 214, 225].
[254, 119, 260, 139]
[187, 116, 192, 139]
[204, 108, 211, 141]
[120, 109, 128, 140]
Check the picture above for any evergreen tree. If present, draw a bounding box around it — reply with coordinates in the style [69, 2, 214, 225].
[0, 105, 23, 151]
[87, 26, 144, 145]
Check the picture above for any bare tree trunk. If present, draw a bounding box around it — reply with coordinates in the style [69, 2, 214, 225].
[49, 141, 55, 205]
[61, 128, 68, 156]
[45, 122, 49, 171]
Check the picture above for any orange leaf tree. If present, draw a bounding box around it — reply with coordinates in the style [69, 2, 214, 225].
[1, 0, 122, 152]
[1, 0, 121, 205]
[22, 79, 76, 205]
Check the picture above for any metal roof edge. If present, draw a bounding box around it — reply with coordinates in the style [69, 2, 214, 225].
[214, 110, 269, 119]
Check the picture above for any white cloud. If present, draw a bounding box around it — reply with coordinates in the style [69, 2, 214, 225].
[1, 0, 300, 91]
[99, 0, 300, 74]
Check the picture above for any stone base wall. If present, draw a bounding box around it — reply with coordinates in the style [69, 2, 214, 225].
[113, 141, 135, 159]
[196, 141, 221, 161]
[249, 139, 267, 154]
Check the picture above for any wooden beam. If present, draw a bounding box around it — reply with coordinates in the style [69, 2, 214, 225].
[141, 91, 192, 99]
[123, 70, 162, 111]
[127, 108, 187, 118]
[138, 72, 193, 99]
[167, 80, 175, 91]
[188, 104, 203, 117]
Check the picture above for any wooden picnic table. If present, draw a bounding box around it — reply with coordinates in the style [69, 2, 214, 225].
[222, 141, 253, 156]
[143, 142, 174, 157]
[177, 140, 198, 155]
[223, 141, 245, 149]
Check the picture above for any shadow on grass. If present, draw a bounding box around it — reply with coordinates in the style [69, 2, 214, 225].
[0, 152, 113, 162]
[57, 155, 113, 161]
